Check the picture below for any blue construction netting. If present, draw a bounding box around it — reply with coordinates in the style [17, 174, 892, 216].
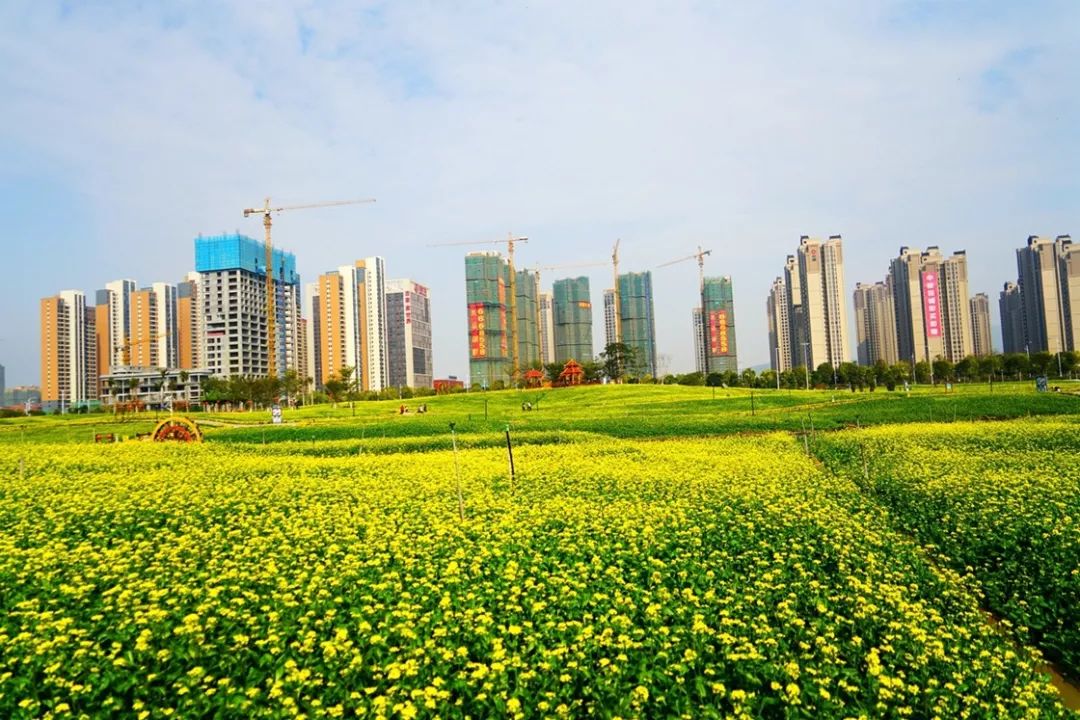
[194, 233, 298, 284]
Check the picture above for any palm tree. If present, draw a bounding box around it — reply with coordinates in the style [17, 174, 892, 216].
[127, 377, 140, 412]
[178, 370, 190, 406]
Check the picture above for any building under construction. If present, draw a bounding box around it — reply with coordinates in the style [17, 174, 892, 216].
[552, 276, 593, 363]
[466, 253, 512, 387]
[195, 233, 302, 379]
[696, 276, 737, 373]
[514, 269, 541, 369]
[618, 271, 658, 377]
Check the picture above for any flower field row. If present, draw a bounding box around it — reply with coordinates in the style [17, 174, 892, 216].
[0, 434, 1072, 718]
[815, 419, 1080, 680]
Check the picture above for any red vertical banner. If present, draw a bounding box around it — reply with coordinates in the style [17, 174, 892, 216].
[709, 309, 729, 354]
[469, 303, 487, 358]
[500, 307, 508, 354]
[922, 271, 941, 338]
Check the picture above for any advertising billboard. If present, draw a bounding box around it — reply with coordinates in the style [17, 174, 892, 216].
[922, 271, 941, 338]
[468, 303, 487, 358]
[709, 309, 729, 354]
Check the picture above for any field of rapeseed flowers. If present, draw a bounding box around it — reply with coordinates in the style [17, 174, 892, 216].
[0, 432, 1072, 718]
[816, 419, 1080, 682]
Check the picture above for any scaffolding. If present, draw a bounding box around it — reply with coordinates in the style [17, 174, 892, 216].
[552, 276, 593, 363]
[618, 271, 658, 377]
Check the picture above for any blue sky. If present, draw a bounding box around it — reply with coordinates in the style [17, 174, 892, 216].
[1, 1, 1078, 385]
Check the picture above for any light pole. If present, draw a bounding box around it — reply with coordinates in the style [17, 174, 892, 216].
[775, 347, 781, 390]
[802, 342, 810, 391]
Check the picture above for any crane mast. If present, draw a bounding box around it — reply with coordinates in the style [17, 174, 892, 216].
[659, 246, 713, 374]
[243, 197, 375, 380]
[430, 234, 529, 384]
[612, 239, 622, 346]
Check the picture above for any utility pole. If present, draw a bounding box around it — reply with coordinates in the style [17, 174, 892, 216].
[803, 342, 811, 391]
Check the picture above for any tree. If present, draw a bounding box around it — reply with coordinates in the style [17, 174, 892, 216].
[1060, 351, 1078, 378]
[955, 356, 978, 382]
[324, 376, 346, 405]
[757, 369, 777, 389]
[872, 360, 890, 387]
[705, 372, 724, 387]
[543, 362, 564, 382]
[599, 343, 638, 382]
[980, 354, 1003, 381]
[1002, 353, 1030, 380]
[1029, 351, 1053, 377]
[913, 361, 931, 384]
[813, 363, 834, 388]
[932, 358, 954, 383]
[178, 370, 190, 405]
[837, 362, 860, 389]
[581, 361, 603, 383]
[740, 368, 757, 387]
[281, 369, 302, 406]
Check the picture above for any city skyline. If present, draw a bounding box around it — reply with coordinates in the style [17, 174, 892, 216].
[26, 232, 1080, 397]
[3, 3, 1079, 384]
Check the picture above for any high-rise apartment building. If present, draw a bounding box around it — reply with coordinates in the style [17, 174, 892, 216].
[798, 236, 849, 369]
[514, 270, 541, 370]
[152, 283, 179, 369]
[386, 279, 433, 389]
[101, 279, 135, 370]
[539, 291, 556, 364]
[696, 276, 737, 373]
[618, 271, 657, 377]
[999, 281, 1025, 354]
[295, 318, 309, 386]
[195, 233, 302, 378]
[853, 281, 899, 366]
[767, 276, 791, 372]
[127, 283, 179, 369]
[692, 308, 705, 374]
[312, 258, 389, 392]
[1057, 236, 1079, 351]
[40, 290, 97, 410]
[177, 272, 205, 370]
[315, 272, 345, 386]
[1006, 235, 1080, 354]
[939, 251, 974, 362]
[970, 293, 993, 357]
[602, 288, 617, 351]
[890, 246, 946, 365]
[353, 258, 389, 392]
[465, 252, 512, 387]
[304, 283, 323, 390]
[784, 255, 808, 369]
[552, 276, 593, 363]
[128, 288, 157, 367]
[1016, 235, 1068, 354]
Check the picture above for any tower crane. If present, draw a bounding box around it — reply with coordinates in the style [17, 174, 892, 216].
[429, 234, 529, 379]
[119, 331, 171, 367]
[658, 246, 714, 374]
[243, 197, 376, 378]
[612, 239, 622, 346]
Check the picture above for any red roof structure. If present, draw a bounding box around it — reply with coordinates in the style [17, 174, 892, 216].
[557, 359, 584, 386]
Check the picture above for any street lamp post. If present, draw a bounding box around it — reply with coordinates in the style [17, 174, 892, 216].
[775, 347, 781, 390]
[802, 342, 810, 391]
